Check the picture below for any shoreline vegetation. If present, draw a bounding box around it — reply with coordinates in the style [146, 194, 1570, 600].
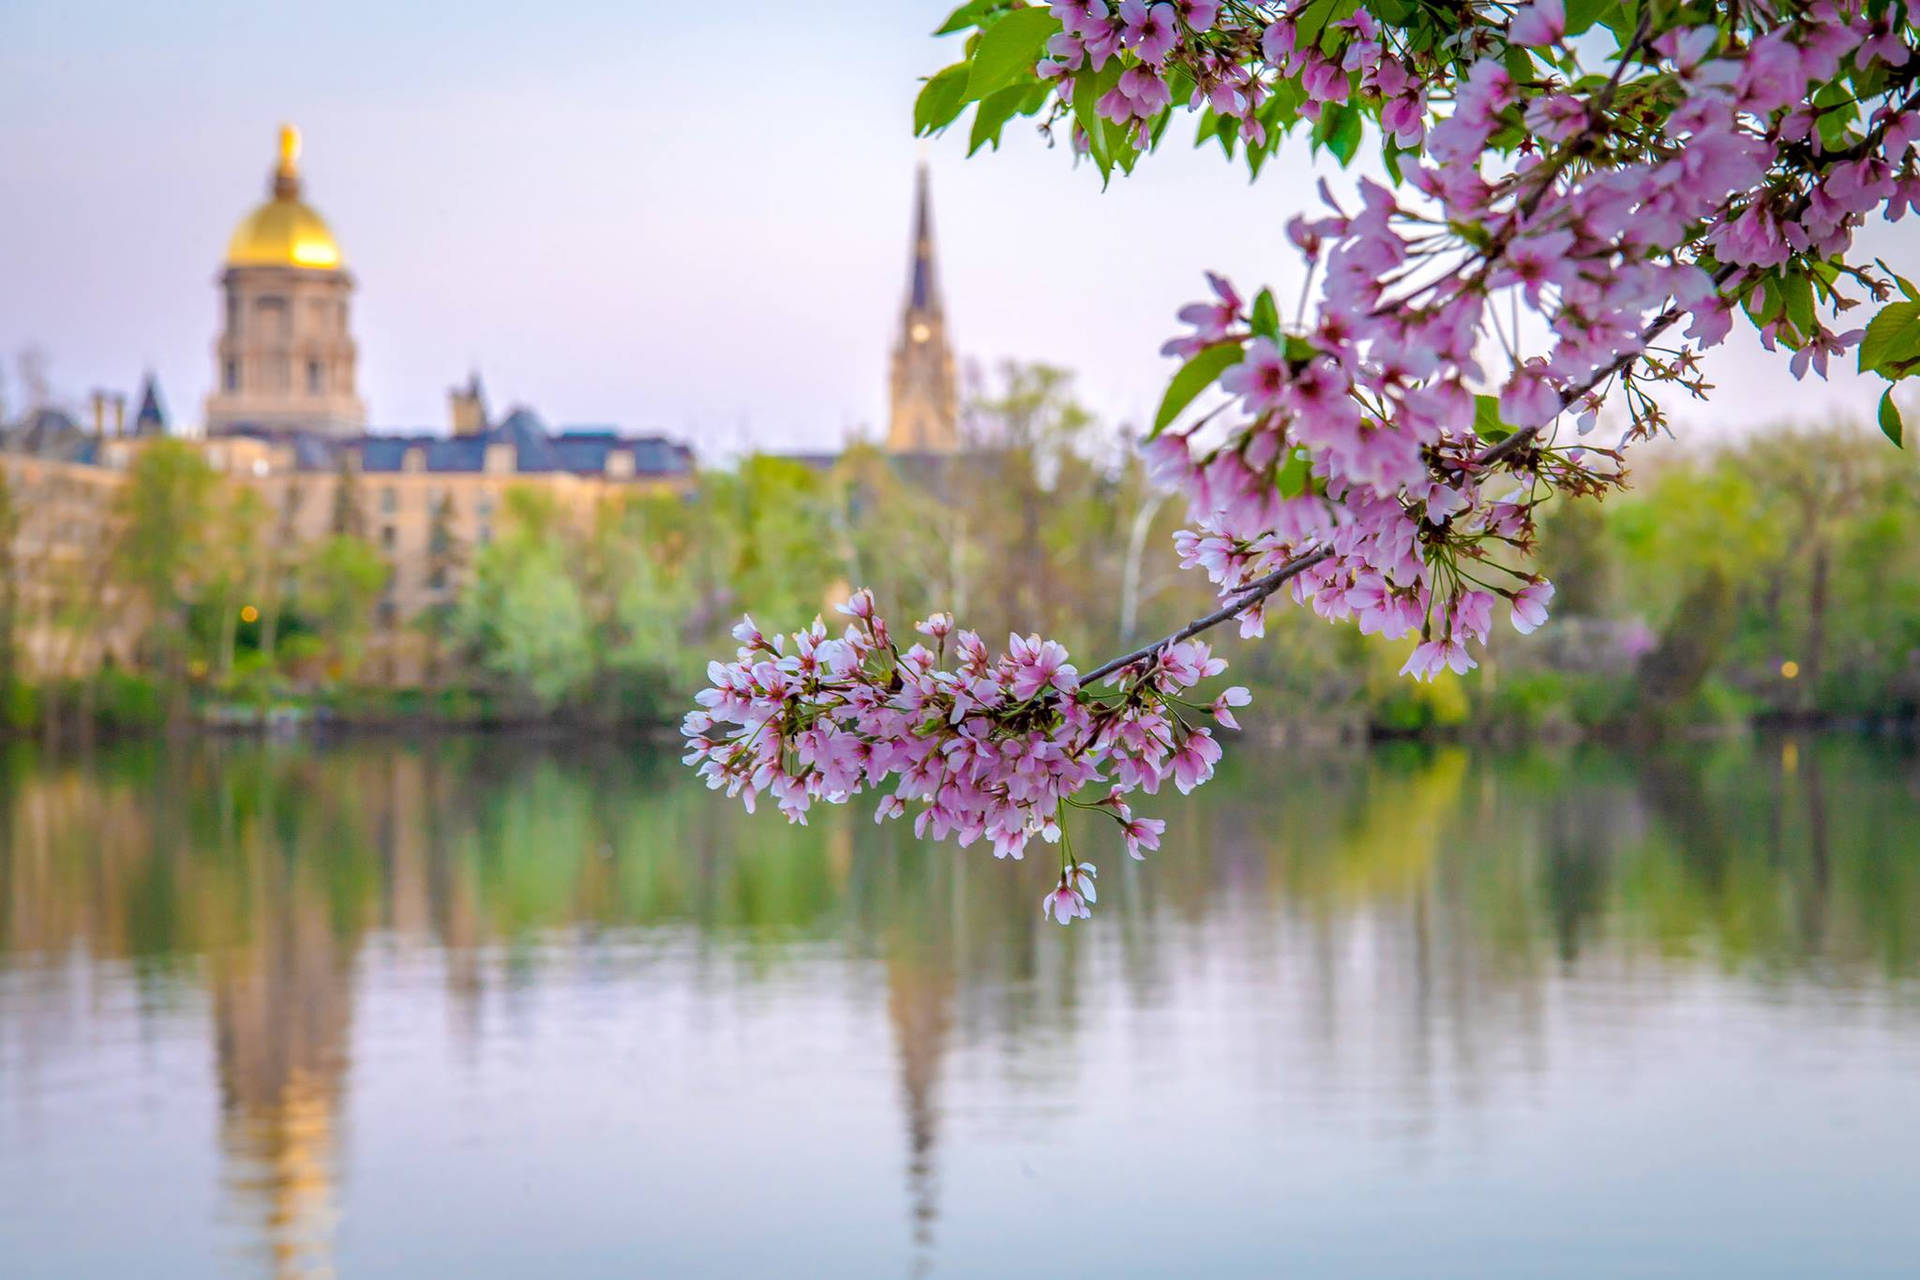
[10, 689, 1916, 749]
[5, 368, 1918, 748]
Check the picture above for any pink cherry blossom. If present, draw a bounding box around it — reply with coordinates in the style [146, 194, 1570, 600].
[1508, 0, 1566, 48]
[1511, 580, 1555, 634]
[1117, 0, 1178, 65]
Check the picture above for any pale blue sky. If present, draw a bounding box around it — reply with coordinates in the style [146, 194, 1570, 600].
[0, 0, 1905, 453]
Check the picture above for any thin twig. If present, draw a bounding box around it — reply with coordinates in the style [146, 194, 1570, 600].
[1081, 547, 1334, 684]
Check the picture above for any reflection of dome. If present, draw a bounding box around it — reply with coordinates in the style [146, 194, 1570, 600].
[226, 125, 343, 269]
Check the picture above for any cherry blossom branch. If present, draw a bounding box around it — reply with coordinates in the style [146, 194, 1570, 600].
[1081, 546, 1334, 684]
[1088, 276, 1726, 688]
[682, 1, 1920, 928]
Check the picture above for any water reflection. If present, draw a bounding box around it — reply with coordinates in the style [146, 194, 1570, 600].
[0, 735, 1917, 1277]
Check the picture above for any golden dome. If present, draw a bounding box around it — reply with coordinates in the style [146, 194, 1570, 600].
[226, 125, 344, 270]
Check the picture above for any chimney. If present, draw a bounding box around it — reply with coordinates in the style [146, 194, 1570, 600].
[112, 394, 126, 436]
[90, 390, 108, 436]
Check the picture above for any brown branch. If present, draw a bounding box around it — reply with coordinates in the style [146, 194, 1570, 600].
[1081, 546, 1333, 684]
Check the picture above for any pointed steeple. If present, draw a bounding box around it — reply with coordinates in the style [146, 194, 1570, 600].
[907, 163, 941, 313]
[888, 165, 959, 454]
[132, 373, 168, 437]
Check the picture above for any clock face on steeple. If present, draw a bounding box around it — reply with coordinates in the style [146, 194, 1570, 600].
[911, 322, 931, 343]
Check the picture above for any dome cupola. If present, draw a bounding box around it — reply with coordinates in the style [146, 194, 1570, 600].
[225, 125, 343, 270]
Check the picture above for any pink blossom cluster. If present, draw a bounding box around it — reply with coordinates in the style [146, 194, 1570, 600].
[683, 591, 1247, 923]
[1041, 0, 1425, 150]
[1144, 2, 1918, 679]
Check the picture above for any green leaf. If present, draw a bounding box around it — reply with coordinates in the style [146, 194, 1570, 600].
[968, 84, 1030, 154]
[1276, 447, 1311, 498]
[914, 64, 972, 135]
[1380, 140, 1404, 184]
[1782, 270, 1816, 339]
[1072, 60, 1120, 180]
[1107, 116, 1139, 173]
[1598, 2, 1640, 45]
[1563, 0, 1619, 35]
[1291, 0, 1341, 49]
[1163, 66, 1193, 108]
[1327, 104, 1364, 166]
[1250, 289, 1279, 339]
[1151, 342, 1245, 438]
[1880, 388, 1905, 447]
[1859, 301, 1920, 377]
[1473, 394, 1513, 443]
[1743, 277, 1781, 327]
[963, 6, 1057, 103]
[933, 0, 1000, 36]
[1316, 0, 1360, 54]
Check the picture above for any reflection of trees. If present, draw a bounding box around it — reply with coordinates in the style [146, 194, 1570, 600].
[4, 735, 1920, 1270]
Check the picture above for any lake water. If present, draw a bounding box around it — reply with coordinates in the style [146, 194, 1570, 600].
[1, 734, 1917, 1278]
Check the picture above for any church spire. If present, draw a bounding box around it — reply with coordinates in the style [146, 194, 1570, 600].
[908, 163, 941, 313]
[888, 165, 959, 454]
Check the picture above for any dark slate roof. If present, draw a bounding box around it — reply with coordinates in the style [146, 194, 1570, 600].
[1, 408, 100, 464]
[217, 425, 344, 470]
[215, 407, 693, 479]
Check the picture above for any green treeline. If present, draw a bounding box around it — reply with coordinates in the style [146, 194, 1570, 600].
[5, 364, 1918, 737]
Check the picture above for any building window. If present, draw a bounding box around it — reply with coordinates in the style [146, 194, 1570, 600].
[477, 493, 495, 518]
[380, 486, 397, 515]
[429, 566, 447, 591]
[477, 522, 492, 546]
[376, 599, 396, 627]
[224, 360, 239, 392]
[255, 294, 289, 338]
[381, 525, 396, 551]
[307, 360, 323, 395]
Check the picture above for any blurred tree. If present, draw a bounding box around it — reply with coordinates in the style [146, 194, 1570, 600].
[113, 439, 215, 687]
[1537, 497, 1614, 619]
[1635, 569, 1734, 717]
[452, 489, 592, 710]
[297, 536, 387, 682]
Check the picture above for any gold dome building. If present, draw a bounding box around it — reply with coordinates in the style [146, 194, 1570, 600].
[204, 126, 367, 437]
